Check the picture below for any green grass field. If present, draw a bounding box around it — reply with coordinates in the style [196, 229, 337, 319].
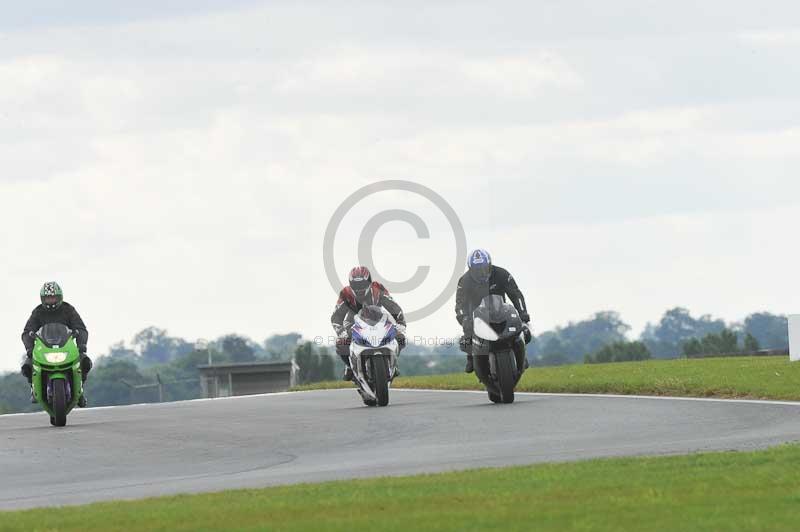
[297, 356, 800, 401]
[3, 444, 799, 531]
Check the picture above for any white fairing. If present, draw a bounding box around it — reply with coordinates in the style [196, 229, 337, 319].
[349, 308, 399, 402]
[353, 313, 391, 347]
[473, 317, 500, 341]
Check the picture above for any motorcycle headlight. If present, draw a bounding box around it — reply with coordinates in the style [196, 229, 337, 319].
[44, 352, 68, 364]
[473, 318, 500, 341]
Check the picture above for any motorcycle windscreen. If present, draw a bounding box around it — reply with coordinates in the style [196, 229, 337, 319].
[474, 295, 520, 337]
[477, 295, 506, 318]
[38, 323, 72, 348]
[358, 305, 386, 326]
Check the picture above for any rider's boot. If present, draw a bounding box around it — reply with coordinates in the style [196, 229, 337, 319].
[30, 387, 36, 403]
[465, 354, 474, 373]
[79, 356, 91, 407]
[343, 366, 354, 381]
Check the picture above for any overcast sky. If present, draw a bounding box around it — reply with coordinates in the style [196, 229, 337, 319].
[2, 1, 799, 371]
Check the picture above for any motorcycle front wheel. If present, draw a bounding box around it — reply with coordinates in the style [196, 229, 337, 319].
[371, 356, 390, 407]
[494, 351, 516, 404]
[52, 379, 68, 427]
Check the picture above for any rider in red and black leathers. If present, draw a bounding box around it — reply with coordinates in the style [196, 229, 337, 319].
[331, 266, 407, 380]
[455, 249, 531, 373]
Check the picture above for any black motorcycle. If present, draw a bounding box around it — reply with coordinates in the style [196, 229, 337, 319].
[468, 295, 530, 404]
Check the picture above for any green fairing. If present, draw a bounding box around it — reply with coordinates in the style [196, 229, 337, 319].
[31, 329, 83, 426]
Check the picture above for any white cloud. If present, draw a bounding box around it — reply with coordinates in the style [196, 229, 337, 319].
[739, 29, 800, 46]
[273, 46, 583, 99]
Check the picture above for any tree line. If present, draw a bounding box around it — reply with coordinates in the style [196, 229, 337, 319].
[533, 308, 789, 366]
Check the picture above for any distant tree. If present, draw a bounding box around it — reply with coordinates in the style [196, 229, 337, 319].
[91, 358, 148, 406]
[586, 341, 651, 364]
[681, 328, 740, 357]
[264, 333, 303, 360]
[132, 327, 193, 365]
[720, 329, 740, 353]
[0, 372, 35, 414]
[743, 313, 789, 350]
[107, 341, 139, 363]
[641, 308, 726, 358]
[743, 333, 760, 353]
[221, 335, 256, 363]
[171, 347, 226, 372]
[703, 329, 739, 355]
[317, 347, 336, 382]
[527, 330, 557, 359]
[294, 342, 335, 384]
[538, 335, 566, 359]
[533, 311, 630, 364]
[682, 338, 703, 357]
[142, 364, 202, 402]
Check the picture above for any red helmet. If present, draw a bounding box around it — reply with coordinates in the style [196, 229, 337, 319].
[348, 266, 372, 296]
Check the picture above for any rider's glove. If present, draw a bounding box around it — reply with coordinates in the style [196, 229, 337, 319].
[459, 335, 472, 353]
[336, 330, 350, 346]
[520, 311, 530, 324]
[21, 361, 32, 379]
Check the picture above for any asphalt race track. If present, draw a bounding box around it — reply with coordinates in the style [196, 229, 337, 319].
[2, 389, 800, 510]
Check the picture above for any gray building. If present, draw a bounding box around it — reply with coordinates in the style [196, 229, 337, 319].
[197, 361, 298, 398]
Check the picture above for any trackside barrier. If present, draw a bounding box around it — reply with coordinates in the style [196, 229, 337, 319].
[790, 315, 800, 362]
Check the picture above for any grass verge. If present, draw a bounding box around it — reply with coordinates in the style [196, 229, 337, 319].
[3, 444, 800, 531]
[296, 356, 800, 401]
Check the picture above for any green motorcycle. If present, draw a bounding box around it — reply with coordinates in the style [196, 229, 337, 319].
[30, 323, 84, 427]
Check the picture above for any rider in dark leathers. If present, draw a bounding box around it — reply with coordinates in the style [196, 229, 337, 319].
[21, 282, 92, 406]
[331, 266, 407, 380]
[455, 249, 531, 373]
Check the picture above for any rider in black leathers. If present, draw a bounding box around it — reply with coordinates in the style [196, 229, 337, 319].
[21, 282, 92, 406]
[455, 249, 530, 373]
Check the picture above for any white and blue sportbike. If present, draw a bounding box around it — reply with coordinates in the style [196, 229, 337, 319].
[349, 305, 400, 407]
